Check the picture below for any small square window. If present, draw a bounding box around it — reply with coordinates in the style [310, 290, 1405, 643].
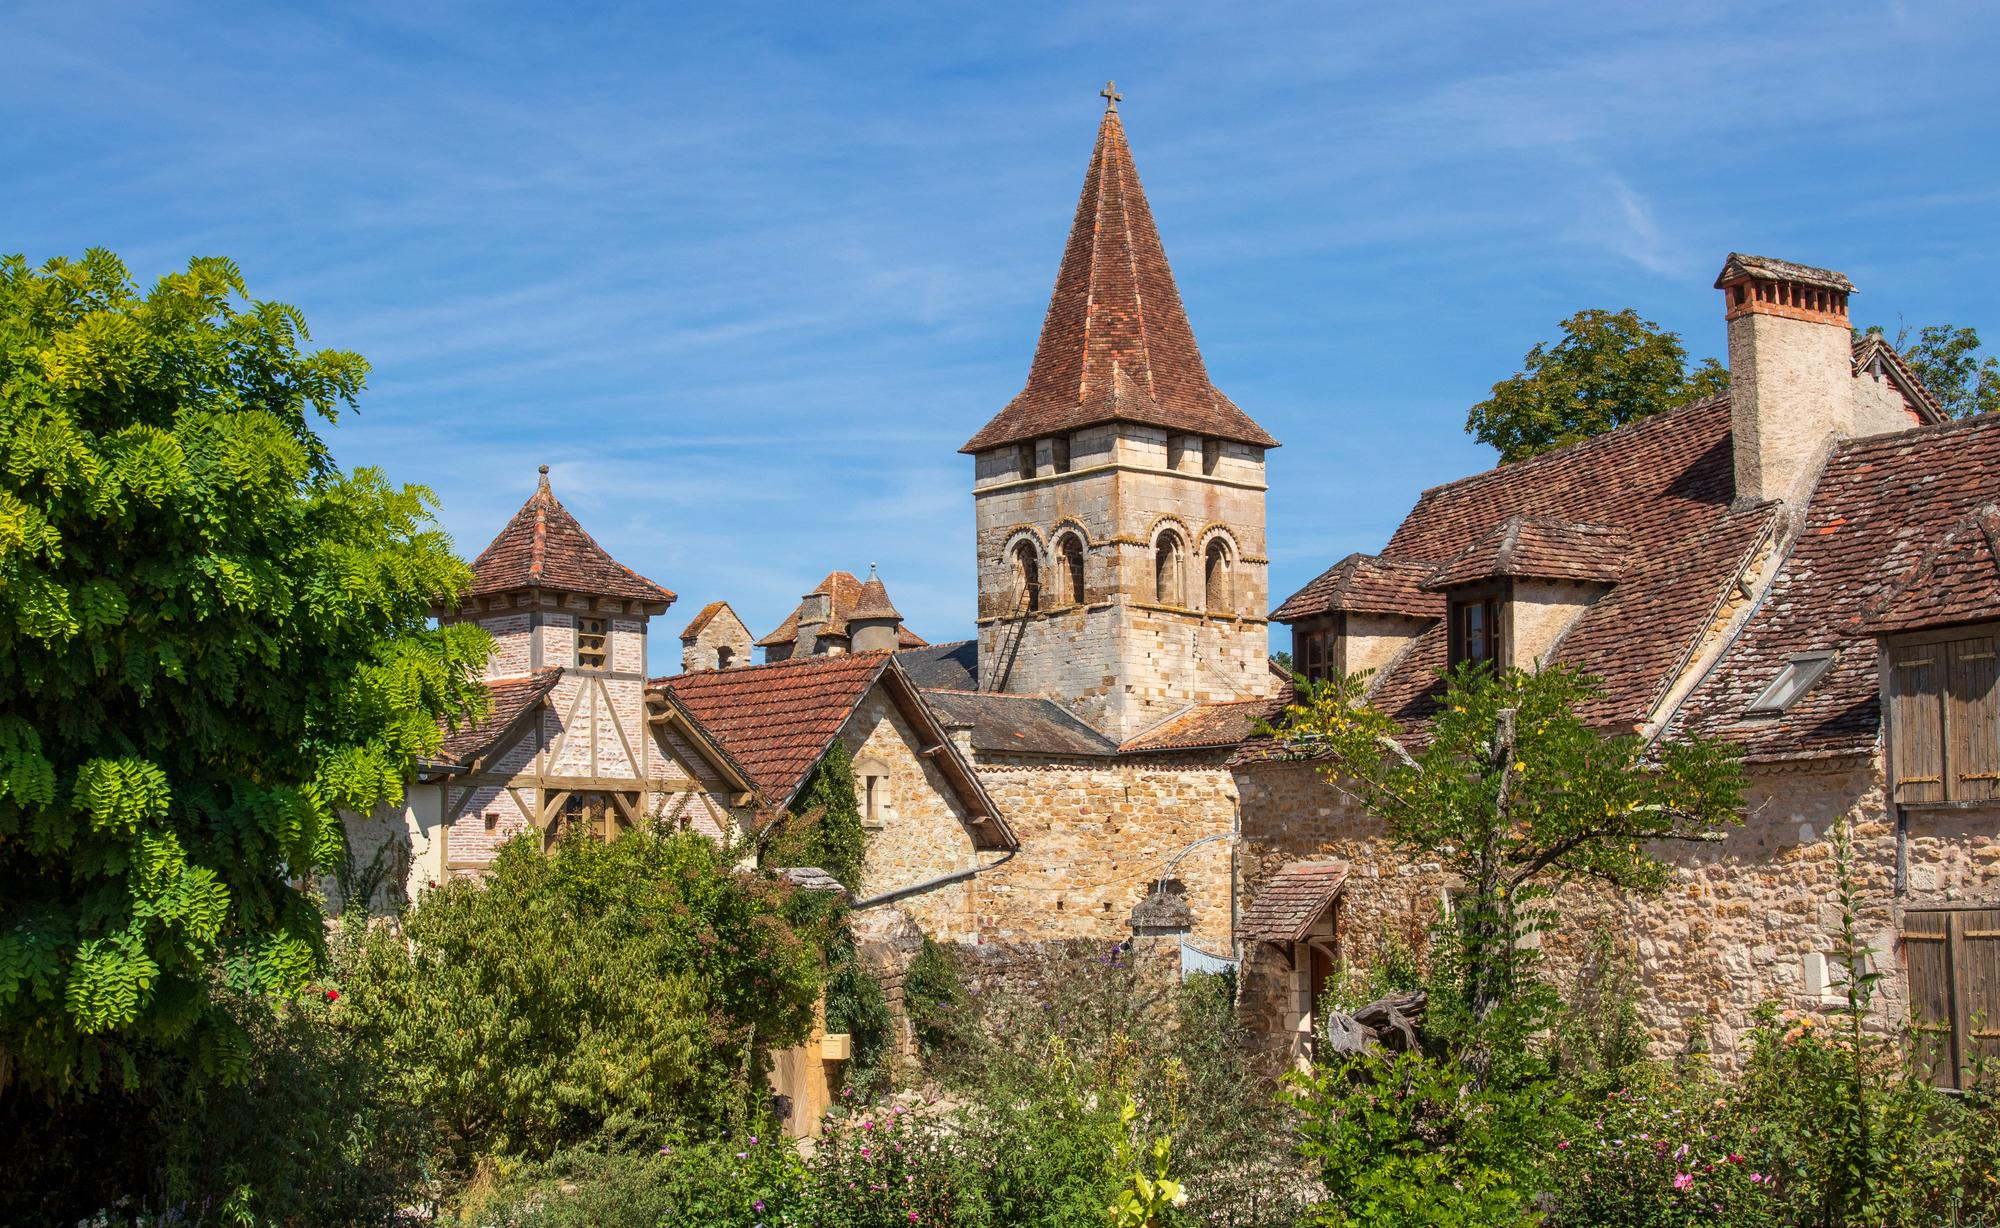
[1746, 651, 1836, 715]
[577, 617, 609, 671]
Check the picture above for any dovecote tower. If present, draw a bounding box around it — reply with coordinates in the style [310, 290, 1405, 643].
[962, 90, 1279, 740]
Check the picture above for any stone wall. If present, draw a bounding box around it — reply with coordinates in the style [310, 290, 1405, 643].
[972, 421, 1273, 740]
[682, 605, 752, 673]
[1233, 751, 2000, 1067]
[968, 760, 1238, 950]
[839, 690, 984, 940]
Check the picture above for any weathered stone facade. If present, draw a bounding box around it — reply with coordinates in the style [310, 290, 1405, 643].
[972, 425, 1274, 742]
[1232, 749, 2000, 1068]
[966, 759, 1238, 951]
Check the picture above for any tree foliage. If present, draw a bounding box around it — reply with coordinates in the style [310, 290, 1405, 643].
[1466, 309, 1729, 463]
[340, 825, 831, 1164]
[0, 250, 491, 1096]
[1277, 664, 1744, 1017]
[1866, 322, 2000, 419]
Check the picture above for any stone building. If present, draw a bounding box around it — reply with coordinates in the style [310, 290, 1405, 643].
[1239, 253, 2000, 1085]
[759, 568, 930, 661]
[334, 467, 765, 908]
[679, 600, 752, 672]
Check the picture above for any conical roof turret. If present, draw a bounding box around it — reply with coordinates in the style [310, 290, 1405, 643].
[962, 96, 1276, 453]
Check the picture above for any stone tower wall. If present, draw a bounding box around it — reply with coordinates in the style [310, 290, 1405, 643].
[973, 423, 1273, 740]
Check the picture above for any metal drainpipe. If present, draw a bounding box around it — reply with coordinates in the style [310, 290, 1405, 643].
[849, 847, 1018, 911]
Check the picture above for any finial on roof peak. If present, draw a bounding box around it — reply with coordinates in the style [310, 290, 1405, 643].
[536, 464, 551, 492]
[1100, 80, 1121, 113]
[868, 562, 879, 579]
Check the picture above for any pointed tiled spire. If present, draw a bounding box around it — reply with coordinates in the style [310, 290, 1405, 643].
[466, 465, 676, 605]
[962, 98, 1277, 453]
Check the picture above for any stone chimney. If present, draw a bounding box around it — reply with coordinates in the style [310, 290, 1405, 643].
[1715, 253, 1908, 506]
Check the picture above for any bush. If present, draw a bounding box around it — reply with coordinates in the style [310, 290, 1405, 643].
[341, 824, 833, 1165]
[0, 989, 428, 1226]
[902, 935, 965, 1063]
[1543, 1064, 1780, 1227]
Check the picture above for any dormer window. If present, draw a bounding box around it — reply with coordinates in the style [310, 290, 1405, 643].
[577, 617, 609, 671]
[1746, 651, 1837, 716]
[1449, 596, 1499, 669]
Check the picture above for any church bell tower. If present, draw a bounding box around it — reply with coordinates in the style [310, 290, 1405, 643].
[962, 86, 1279, 741]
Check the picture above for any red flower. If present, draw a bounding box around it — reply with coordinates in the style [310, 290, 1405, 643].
[324, 988, 340, 1003]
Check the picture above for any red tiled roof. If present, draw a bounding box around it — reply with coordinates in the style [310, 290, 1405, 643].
[436, 669, 561, 765]
[468, 470, 675, 605]
[1121, 698, 1288, 754]
[1357, 398, 1778, 730]
[1673, 416, 2000, 758]
[960, 109, 1277, 454]
[662, 653, 888, 802]
[679, 600, 734, 641]
[759, 570, 923, 648]
[1862, 505, 2000, 634]
[1426, 517, 1631, 590]
[1240, 861, 1349, 943]
[1272, 554, 1444, 623]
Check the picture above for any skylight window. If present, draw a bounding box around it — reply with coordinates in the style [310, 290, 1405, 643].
[1745, 651, 1837, 715]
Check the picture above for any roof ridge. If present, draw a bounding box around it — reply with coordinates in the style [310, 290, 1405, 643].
[1411, 394, 1727, 505]
[1833, 402, 2000, 457]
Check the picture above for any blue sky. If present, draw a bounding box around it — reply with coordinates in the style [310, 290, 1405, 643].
[7, 1, 1998, 674]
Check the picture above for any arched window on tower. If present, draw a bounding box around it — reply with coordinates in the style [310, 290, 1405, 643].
[1154, 531, 1186, 607]
[1012, 541, 1042, 613]
[1058, 534, 1086, 606]
[1204, 538, 1233, 612]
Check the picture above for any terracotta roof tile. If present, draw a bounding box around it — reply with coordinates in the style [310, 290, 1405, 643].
[437, 669, 561, 765]
[1272, 554, 1444, 623]
[759, 570, 923, 648]
[1358, 398, 1779, 730]
[960, 110, 1277, 454]
[661, 653, 888, 802]
[1862, 504, 2000, 634]
[1673, 415, 2000, 758]
[468, 469, 675, 605]
[1240, 861, 1349, 943]
[1121, 698, 1288, 754]
[1426, 517, 1631, 590]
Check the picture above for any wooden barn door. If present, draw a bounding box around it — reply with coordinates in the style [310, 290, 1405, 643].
[1903, 907, 2000, 1089]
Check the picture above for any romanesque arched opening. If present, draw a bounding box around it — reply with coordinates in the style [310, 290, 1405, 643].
[1204, 538, 1233, 612]
[1013, 540, 1042, 612]
[1155, 530, 1186, 606]
[1058, 533, 1086, 605]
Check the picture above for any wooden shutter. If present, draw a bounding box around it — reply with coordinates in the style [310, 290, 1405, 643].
[1954, 909, 2000, 1085]
[1888, 643, 1946, 803]
[1947, 635, 2000, 801]
[1902, 911, 1955, 1087]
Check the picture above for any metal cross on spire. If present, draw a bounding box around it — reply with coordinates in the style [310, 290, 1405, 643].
[1100, 80, 1122, 112]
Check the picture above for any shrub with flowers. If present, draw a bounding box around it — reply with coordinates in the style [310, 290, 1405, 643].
[1542, 1065, 1782, 1227]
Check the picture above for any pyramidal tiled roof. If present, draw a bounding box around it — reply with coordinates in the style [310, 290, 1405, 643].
[758, 569, 925, 648]
[468, 467, 675, 605]
[961, 105, 1277, 454]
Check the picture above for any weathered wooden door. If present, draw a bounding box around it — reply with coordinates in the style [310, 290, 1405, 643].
[1903, 907, 2000, 1089]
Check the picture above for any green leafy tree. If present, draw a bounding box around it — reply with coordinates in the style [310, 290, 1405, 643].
[1466, 309, 1729, 463]
[1865, 322, 1999, 419]
[1276, 664, 1744, 1021]
[763, 738, 866, 890]
[0, 250, 490, 1096]
[341, 825, 831, 1163]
